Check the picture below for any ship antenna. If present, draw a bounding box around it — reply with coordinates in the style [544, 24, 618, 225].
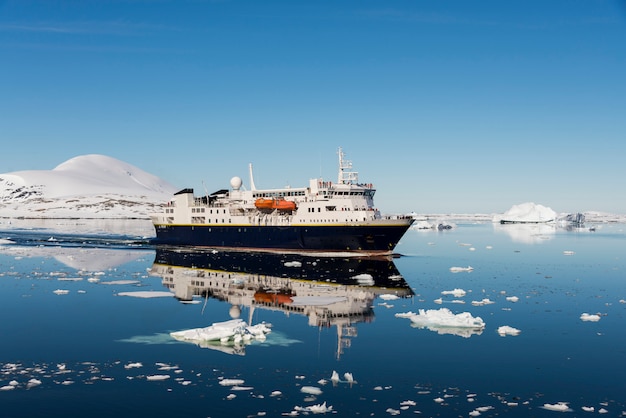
[202, 180, 209, 201]
[249, 163, 257, 191]
[337, 147, 358, 185]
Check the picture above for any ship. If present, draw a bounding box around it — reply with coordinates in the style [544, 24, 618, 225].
[150, 148, 414, 254]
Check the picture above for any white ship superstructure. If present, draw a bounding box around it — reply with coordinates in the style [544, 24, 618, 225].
[151, 148, 413, 254]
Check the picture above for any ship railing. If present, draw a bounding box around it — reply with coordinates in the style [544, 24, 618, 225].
[380, 214, 413, 221]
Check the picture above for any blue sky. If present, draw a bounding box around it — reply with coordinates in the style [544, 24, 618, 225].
[2, 0, 625, 214]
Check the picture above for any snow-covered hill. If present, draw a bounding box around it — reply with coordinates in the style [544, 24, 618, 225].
[0, 155, 178, 219]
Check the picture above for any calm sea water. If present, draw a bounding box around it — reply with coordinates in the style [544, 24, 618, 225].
[0, 221, 625, 417]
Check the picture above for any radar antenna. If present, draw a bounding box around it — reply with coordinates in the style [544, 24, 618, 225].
[337, 147, 359, 185]
[248, 163, 257, 191]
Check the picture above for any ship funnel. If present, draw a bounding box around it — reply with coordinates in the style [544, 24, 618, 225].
[249, 163, 257, 191]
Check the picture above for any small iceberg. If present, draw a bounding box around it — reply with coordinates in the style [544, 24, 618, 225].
[497, 325, 521, 336]
[396, 308, 485, 337]
[542, 402, 572, 412]
[441, 288, 466, 297]
[493, 202, 557, 224]
[449, 266, 473, 273]
[300, 386, 322, 395]
[294, 402, 333, 414]
[580, 313, 601, 322]
[170, 319, 271, 348]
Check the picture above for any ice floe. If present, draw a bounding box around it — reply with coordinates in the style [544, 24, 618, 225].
[170, 319, 271, 348]
[441, 288, 466, 297]
[146, 374, 170, 381]
[379, 294, 400, 300]
[117, 291, 173, 298]
[471, 298, 495, 306]
[294, 402, 333, 414]
[542, 402, 572, 412]
[449, 266, 473, 273]
[219, 378, 245, 386]
[497, 326, 521, 336]
[580, 313, 601, 322]
[300, 386, 322, 395]
[396, 308, 485, 337]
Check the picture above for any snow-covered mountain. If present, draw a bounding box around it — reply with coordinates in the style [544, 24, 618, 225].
[0, 155, 178, 219]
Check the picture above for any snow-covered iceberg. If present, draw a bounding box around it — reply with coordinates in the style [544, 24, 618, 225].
[170, 319, 271, 350]
[396, 308, 485, 337]
[493, 202, 556, 224]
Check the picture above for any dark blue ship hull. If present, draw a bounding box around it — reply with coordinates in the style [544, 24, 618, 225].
[152, 223, 412, 253]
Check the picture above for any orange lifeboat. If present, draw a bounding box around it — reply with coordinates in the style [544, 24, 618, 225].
[254, 198, 297, 212]
[254, 291, 293, 305]
[254, 198, 275, 210]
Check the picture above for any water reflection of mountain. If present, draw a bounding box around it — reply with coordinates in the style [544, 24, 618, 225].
[150, 247, 413, 357]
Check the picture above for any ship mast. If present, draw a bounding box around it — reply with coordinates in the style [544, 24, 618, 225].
[337, 147, 359, 185]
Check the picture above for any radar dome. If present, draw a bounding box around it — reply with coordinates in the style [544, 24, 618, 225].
[229, 305, 241, 319]
[230, 176, 242, 190]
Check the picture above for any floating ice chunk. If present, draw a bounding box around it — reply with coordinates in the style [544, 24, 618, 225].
[343, 372, 354, 383]
[400, 400, 416, 406]
[226, 393, 236, 400]
[170, 319, 271, 346]
[0, 385, 15, 391]
[471, 298, 495, 306]
[434, 397, 445, 403]
[441, 288, 466, 297]
[124, 362, 143, 369]
[330, 370, 339, 382]
[598, 408, 608, 413]
[283, 261, 302, 268]
[542, 402, 572, 412]
[497, 326, 521, 336]
[300, 386, 322, 395]
[386, 408, 401, 415]
[580, 313, 601, 322]
[397, 308, 485, 333]
[117, 291, 173, 298]
[449, 266, 473, 273]
[434, 298, 443, 304]
[563, 251, 575, 256]
[27, 378, 42, 389]
[379, 294, 400, 300]
[506, 296, 519, 302]
[0, 238, 16, 245]
[231, 385, 253, 391]
[146, 375, 170, 381]
[219, 378, 245, 386]
[53, 289, 69, 295]
[294, 402, 333, 414]
[581, 406, 594, 412]
[270, 390, 282, 397]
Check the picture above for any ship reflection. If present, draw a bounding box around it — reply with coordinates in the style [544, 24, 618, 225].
[150, 247, 413, 357]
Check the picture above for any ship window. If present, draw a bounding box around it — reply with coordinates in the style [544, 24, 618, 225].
[317, 208, 321, 212]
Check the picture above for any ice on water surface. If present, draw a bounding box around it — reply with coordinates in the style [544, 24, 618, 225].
[1, 218, 626, 416]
